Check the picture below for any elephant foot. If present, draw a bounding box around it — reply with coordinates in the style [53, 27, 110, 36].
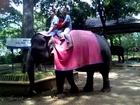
[56, 93, 66, 99]
[28, 90, 37, 97]
[101, 87, 111, 92]
[53, 91, 66, 99]
[69, 86, 79, 94]
[83, 86, 93, 92]
[56, 90, 63, 95]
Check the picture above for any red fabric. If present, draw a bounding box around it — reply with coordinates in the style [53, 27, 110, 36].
[57, 20, 63, 28]
[53, 30, 103, 71]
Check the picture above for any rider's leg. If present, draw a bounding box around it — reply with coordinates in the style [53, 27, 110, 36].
[65, 34, 71, 43]
[48, 31, 56, 37]
[63, 28, 73, 49]
[56, 30, 63, 39]
[63, 28, 71, 42]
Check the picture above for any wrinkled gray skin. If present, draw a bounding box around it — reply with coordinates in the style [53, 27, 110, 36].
[26, 33, 111, 96]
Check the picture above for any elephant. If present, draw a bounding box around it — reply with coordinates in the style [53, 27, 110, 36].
[110, 46, 124, 63]
[26, 30, 111, 96]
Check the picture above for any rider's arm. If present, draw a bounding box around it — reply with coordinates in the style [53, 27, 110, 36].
[48, 25, 57, 33]
[48, 16, 59, 33]
[61, 20, 67, 26]
[60, 15, 69, 27]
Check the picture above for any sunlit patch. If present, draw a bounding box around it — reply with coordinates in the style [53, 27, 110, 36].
[111, 93, 119, 97]
[130, 86, 140, 90]
[109, 72, 119, 79]
[52, 99, 69, 104]
[81, 95, 91, 99]
[94, 72, 102, 78]
[110, 93, 130, 101]
[24, 100, 35, 105]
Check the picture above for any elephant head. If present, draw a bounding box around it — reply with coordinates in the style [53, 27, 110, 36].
[26, 33, 54, 96]
[30, 33, 54, 62]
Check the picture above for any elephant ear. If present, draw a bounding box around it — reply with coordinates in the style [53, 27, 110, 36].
[48, 37, 54, 54]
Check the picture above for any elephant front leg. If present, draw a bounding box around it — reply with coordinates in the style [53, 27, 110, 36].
[83, 71, 94, 92]
[26, 53, 36, 96]
[65, 70, 79, 94]
[27, 66, 36, 96]
[55, 71, 65, 94]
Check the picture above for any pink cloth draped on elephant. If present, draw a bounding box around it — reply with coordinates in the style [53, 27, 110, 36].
[52, 30, 103, 71]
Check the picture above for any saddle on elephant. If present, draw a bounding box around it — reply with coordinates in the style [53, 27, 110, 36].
[38, 30, 103, 71]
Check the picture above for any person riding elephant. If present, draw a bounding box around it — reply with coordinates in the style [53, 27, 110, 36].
[57, 7, 73, 50]
[46, 9, 59, 37]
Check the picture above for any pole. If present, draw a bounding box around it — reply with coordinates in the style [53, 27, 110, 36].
[11, 49, 14, 72]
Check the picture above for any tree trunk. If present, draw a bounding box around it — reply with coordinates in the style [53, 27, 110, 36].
[97, 0, 106, 37]
[23, 0, 34, 38]
[22, 0, 34, 73]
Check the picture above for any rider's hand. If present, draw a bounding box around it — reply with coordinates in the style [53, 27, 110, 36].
[47, 31, 50, 34]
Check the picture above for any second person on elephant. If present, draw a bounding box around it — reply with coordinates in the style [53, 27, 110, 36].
[57, 7, 73, 50]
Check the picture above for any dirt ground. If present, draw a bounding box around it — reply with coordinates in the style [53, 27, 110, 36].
[0, 65, 140, 105]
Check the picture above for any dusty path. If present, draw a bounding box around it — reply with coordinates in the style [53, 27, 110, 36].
[0, 66, 140, 105]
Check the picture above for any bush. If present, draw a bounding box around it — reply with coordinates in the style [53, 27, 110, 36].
[0, 54, 22, 64]
[1, 70, 55, 81]
[0, 56, 6, 64]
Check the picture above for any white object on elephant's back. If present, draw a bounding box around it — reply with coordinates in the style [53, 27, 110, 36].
[38, 31, 51, 37]
[6, 38, 31, 48]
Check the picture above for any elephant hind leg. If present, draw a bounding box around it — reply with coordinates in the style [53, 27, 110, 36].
[83, 70, 94, 92]
[118, 55, 122, 63]
[99, 64, 111, 92]
[101, 73, 111, 92]
[121, 55, 124, 63]
[55, 70, 78, 94]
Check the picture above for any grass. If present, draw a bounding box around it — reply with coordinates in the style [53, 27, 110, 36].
[0, 69, 55, 81]
[112, 54, 140, 61]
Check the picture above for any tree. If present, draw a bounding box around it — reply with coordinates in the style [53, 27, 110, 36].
[70, 0, 95, 29]
[22, 0, 34, 38]
[91, 0, 140, 35]
[34, 12, 47, 31]
[34, 0, 94, 29]
[0, 0, 10, 14]
[0, 0, 23, 39]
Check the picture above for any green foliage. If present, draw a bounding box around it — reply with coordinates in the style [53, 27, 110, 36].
[4, 71, 28, 76]
[0, 28, 21, 39]
[34, 0, 94, 30]
[104, 0, 140, 21]
[91, 0, 140, 29]
[34, 12, 47, 31]
[0, 0, 140, 49]
[0, 7, 22, 30]
[0, 6, 22, 43]
[136, 33, 140, 47]
[0, 53, 21, 64]
[0, 56, 6, 64]
[121, 34, 135, 51]
[69, 1, 95, 29]
[107, 32, 140, 53]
